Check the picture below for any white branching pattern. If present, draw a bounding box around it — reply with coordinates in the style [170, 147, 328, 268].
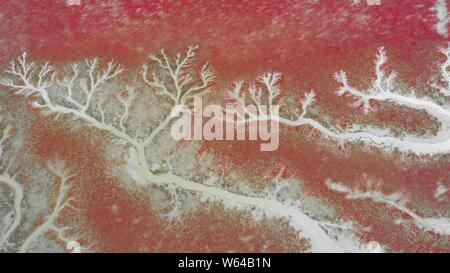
[334, 47, 450, 113]
[142, 45, 215, 105]
[0, 46, 355, 252]
[326, 180, 450, 236]
[0, 125, 80, 252]
[1, 44, 449, 252]
[0, 125, 23, 251]
[228, 46, 450, 155]
[228, 71, 315, 122]
[19, 160, 78, 253]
